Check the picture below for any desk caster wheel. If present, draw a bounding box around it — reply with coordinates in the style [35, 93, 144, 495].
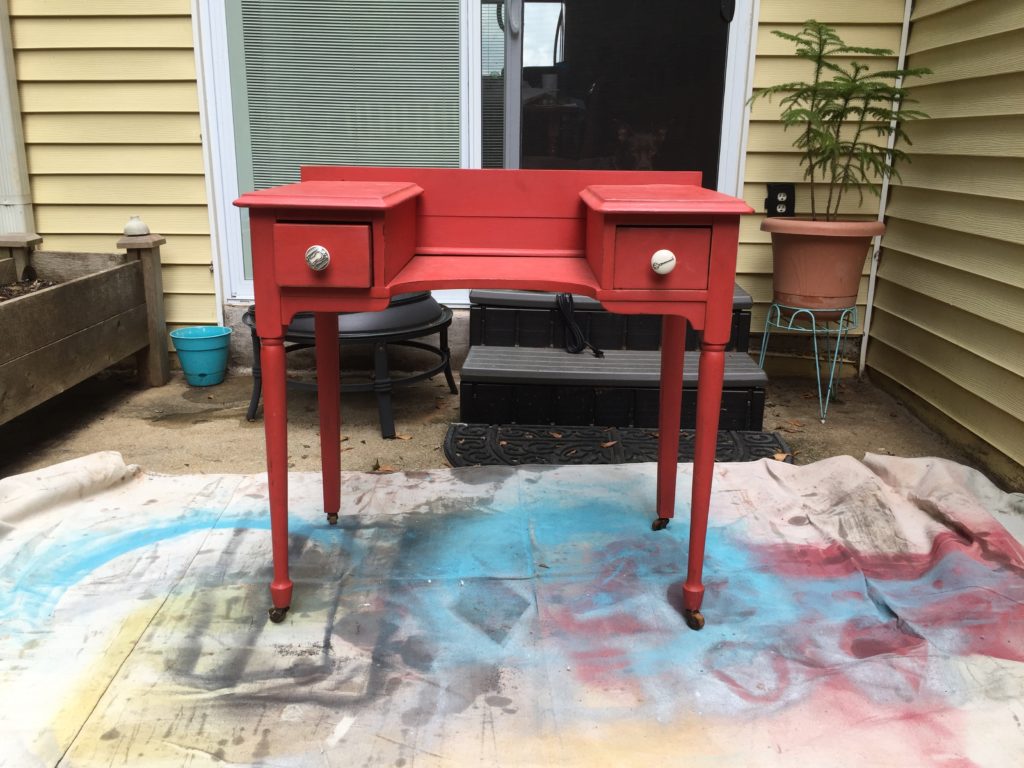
[651, 517, 670, 531]
[327, 514, 338, 525]
[268, 606, 289, 623]
[684, 609, 705, 631]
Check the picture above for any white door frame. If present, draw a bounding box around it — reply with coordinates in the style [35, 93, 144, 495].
[192, 0, 757, 304]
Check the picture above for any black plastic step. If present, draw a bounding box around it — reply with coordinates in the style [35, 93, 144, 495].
[468, 286, 752, 352]
[459, 347, 766, 430]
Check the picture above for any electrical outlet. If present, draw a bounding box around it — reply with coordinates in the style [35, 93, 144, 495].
[765, 183, 795, 217]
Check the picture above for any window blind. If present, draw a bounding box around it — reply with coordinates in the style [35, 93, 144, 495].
[238, 0, 462, 188]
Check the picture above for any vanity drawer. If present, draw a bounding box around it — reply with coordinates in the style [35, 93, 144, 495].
[273, 223, 372, 288]
[613, 226, 710, 291]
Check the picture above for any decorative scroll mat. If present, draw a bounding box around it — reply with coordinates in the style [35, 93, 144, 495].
[444, 423, 792, 466]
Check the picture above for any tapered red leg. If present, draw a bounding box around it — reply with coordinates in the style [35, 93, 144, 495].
[261, 337, 292, 619]
[315, 314, 341, 522]
[684, 341, 726, 624]
[654, 316, 686, 529]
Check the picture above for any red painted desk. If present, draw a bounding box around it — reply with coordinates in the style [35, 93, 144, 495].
[236, 167, 752, 630]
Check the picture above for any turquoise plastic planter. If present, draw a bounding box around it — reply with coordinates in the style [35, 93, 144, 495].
[170, 326, 232, 387]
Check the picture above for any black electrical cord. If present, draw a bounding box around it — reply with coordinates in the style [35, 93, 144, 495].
[556, 293, 604, 358]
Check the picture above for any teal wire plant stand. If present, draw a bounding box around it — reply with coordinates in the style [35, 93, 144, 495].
[758, 304, 858, 423]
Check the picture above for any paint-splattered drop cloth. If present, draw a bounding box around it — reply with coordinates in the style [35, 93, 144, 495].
[1, 452, 1022, 767]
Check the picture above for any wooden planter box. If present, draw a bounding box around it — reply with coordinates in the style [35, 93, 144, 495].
[0, 234, 169, 427]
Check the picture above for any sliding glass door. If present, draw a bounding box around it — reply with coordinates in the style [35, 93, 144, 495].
[482, 0, 732, 188]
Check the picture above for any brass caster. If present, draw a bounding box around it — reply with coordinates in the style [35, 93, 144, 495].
[684, 609, 705, 631]
[268, 606, 289, 623]
[651, 517, 670, 531]
[327, 514, 338, 526]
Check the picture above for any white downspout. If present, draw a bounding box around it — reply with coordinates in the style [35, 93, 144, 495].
[0, 0, 34, 234]
[858, 0, 914, 376]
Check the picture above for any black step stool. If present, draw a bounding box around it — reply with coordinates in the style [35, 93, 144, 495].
[460, 287, 765, 429]
[243, 292, 458, 438]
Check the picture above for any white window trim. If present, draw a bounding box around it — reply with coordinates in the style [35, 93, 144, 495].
[193, 0, 757, 306]
[717, 0, 758, 198]
[193, 0, 249, 304]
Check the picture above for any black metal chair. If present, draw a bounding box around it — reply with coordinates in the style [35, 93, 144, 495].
[243, 292, 458, 438]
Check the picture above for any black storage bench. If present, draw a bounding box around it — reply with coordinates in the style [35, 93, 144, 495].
[244, 292, 458, 438]
[459, 287, 766, 430]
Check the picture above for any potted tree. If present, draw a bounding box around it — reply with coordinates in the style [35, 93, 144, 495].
[751, 20, 930, 310]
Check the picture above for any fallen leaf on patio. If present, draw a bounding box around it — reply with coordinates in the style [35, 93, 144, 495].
[395, 434, 413, 441]
[566, 449, 577, 456]
[773, 452, 792, 462]
[499, 440, 509, 447]
[787, 419, 804, 427]
[600, 440, 618, 448]
[549, 431, 563, 439]
[371, 459, 399, 473]
[340, 435, 349, 443]
[341, 446, 354, 453]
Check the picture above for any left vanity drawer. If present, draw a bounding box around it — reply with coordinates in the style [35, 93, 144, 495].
[273, 223, 372, 288]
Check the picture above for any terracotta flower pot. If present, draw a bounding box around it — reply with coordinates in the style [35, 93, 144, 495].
[761, 218, 885, 311]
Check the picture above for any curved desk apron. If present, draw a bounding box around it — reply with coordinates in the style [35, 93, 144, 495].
[235, 166, 753, 631]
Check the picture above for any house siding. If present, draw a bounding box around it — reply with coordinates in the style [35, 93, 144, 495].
[8, 0, 216, 327]
[867, 0, 1024, 484]
[742, 0, 906, 339]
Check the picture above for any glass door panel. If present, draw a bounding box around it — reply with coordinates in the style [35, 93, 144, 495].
[482, 0, 731, 188]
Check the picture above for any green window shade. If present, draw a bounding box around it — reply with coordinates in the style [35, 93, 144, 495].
[238, 0, 462, 189]
[481, 1, 505, 168]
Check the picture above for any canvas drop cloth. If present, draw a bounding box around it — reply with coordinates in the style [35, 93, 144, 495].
[1, 452, 1022, 767]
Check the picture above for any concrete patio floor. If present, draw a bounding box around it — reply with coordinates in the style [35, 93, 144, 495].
[0, 366, 980, 482]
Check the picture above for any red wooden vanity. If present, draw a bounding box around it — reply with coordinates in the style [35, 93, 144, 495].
[235, 166, 752, 630]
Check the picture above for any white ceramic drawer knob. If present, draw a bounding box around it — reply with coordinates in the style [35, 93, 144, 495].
[304, 245, 331, 271]
[651, 248, 677, 275]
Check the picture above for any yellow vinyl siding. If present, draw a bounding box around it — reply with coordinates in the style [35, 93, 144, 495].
[34, 206, 210, 235]
[23, 114, 201, 144]
[912, 0, 974, 19]
[8, 1, 190, 17]
[868, 340, 1024, 470]
[162, 265, 215, 295]
[895, 156, 1024, 201]
[16, 50, 197, 81]
[753, 56, 899, 89]
[903, 116, 1024, 157]
[909, 72, 1024, 118]
[868, 0, 1024, 480]
[882, 219, 1024, 287]
[872, 282, 1024, 376]
[39, 234, 212, 267]
[885, 187, 1024, 245]
[32, 176, 208, 205]
[20, 82, 200, 112]
[740, 2, 906, 347]
[907, 0, 1024, 52]
[756, 25, 901, 55]
[753, 1, 904, 24]
[907, 29, 1024, 86]
[9, 5, 214, 326]
[11, 16, 195, 48]
[27, 145, 206, 175]
[164, 294, 217, 325]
